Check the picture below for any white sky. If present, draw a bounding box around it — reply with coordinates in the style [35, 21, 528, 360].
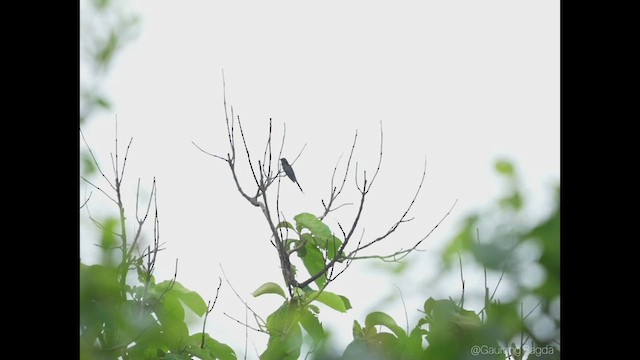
[80, 0, 559, 356]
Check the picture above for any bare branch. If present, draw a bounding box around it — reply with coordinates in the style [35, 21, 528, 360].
[320, 131, 358, 220]
[237, 116, 261, 188]
[81, 176, 117, 205]
[289, 143, 307, 166]
[126, 178, 157, 262]
[79, 192, 92, 210]
[222, 70, 235, 154]
[352, 158, 428, 254]
[392, 284, 410, 335]
[201, 277, 223, 348]
[219, 264, 267, 327]
[192, 141, 227, 161]
[261, 118, 273, 181]
[363, 121, 384, 193]
[222, 313, 266, 334]
[80, 128, 116, 191]
[119, 137, 134, 184]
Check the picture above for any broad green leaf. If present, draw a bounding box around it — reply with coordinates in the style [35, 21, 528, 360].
[188, 333, 237, 360]
[155, 294, 189, 351]
[451, 308, 482, 333]
[165, 281, 208, 317]
[352, 320, 364, 339]
[165, 353, 190, 360]
[293, 287, 307, 298]
[339, 295, 352, 311]
[364, 311, 406, 339]
[326, 234, 343, 260]
[277, 221, 295, 230]
[299, 308, 325, 346]
[252, 282, 286, 299]
[299, 242, 327, 288]
[484, 301, 524, 340]
[294, 213, 331, 239]
[308, 291, 350, 313]
[300, 233, 316, 247]
[80, 264, 121, 305]
[262, 304, 303, 360]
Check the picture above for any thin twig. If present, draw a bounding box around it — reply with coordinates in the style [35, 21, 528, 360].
[393, 284, 409, 335]
[79, 192, 92, 209]
[80, 176, 118, 205]
[192, 141, 227, 161]
[353, 158, 428, 254]
[320, 131, 358, 220]
[80, 128, 116, 191]
[363, 121, 384, 193]
[222, 313, 265, 333]
[457, 252, 465, 308]
[219, 264, 267, 327]
[201, 277, 223, 348]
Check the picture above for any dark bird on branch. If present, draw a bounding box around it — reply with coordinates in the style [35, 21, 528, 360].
[280, 158, 304, 193]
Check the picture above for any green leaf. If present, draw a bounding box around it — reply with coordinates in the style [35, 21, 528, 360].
[80, 264, 121, 306]
[294, 213, 331, 239]
[352, 320, 364, 339]
[277, 221, 295, 231]
[495, 159, 515, 177]
[155, 294, 189, 351]
[95, 96, 112, 110]
[81, 153, 97, 176]
[299, 242, 327, 288]
[165, 354, 191, 360]
[100, 217, 120, 250]
[166, 281, 208, 317]
[262, 304, 303, 360]
[300, 233, 316, 247]
[252, 282, 286, 299]
[308, 291, 351, 313]
[528, 203, 560, 301]
[499, 190, 523, 210]
[339, 295, 352, 311]
[326, 234, 343, 260]
[188, 333, 237, 360]
[472, 243, 510, 269]
[299, 308, 325, 346]
[364, 311, 406, 339]
[285, 238, 299, 252]
[98, 31, 119, 65]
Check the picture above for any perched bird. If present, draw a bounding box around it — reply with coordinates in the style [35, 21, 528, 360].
[280, 158, 304, 193]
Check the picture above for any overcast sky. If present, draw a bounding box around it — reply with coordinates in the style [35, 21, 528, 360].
[81, 0, 559, 355]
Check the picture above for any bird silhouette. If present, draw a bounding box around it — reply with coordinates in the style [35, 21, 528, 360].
[280, 158, 304, 193]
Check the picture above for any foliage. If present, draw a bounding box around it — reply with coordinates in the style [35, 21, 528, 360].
[80, 131, 235, 360]
[80, 0, 140, 125]
[81, 97, 558, 359]
[443, 159, 560, 343]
